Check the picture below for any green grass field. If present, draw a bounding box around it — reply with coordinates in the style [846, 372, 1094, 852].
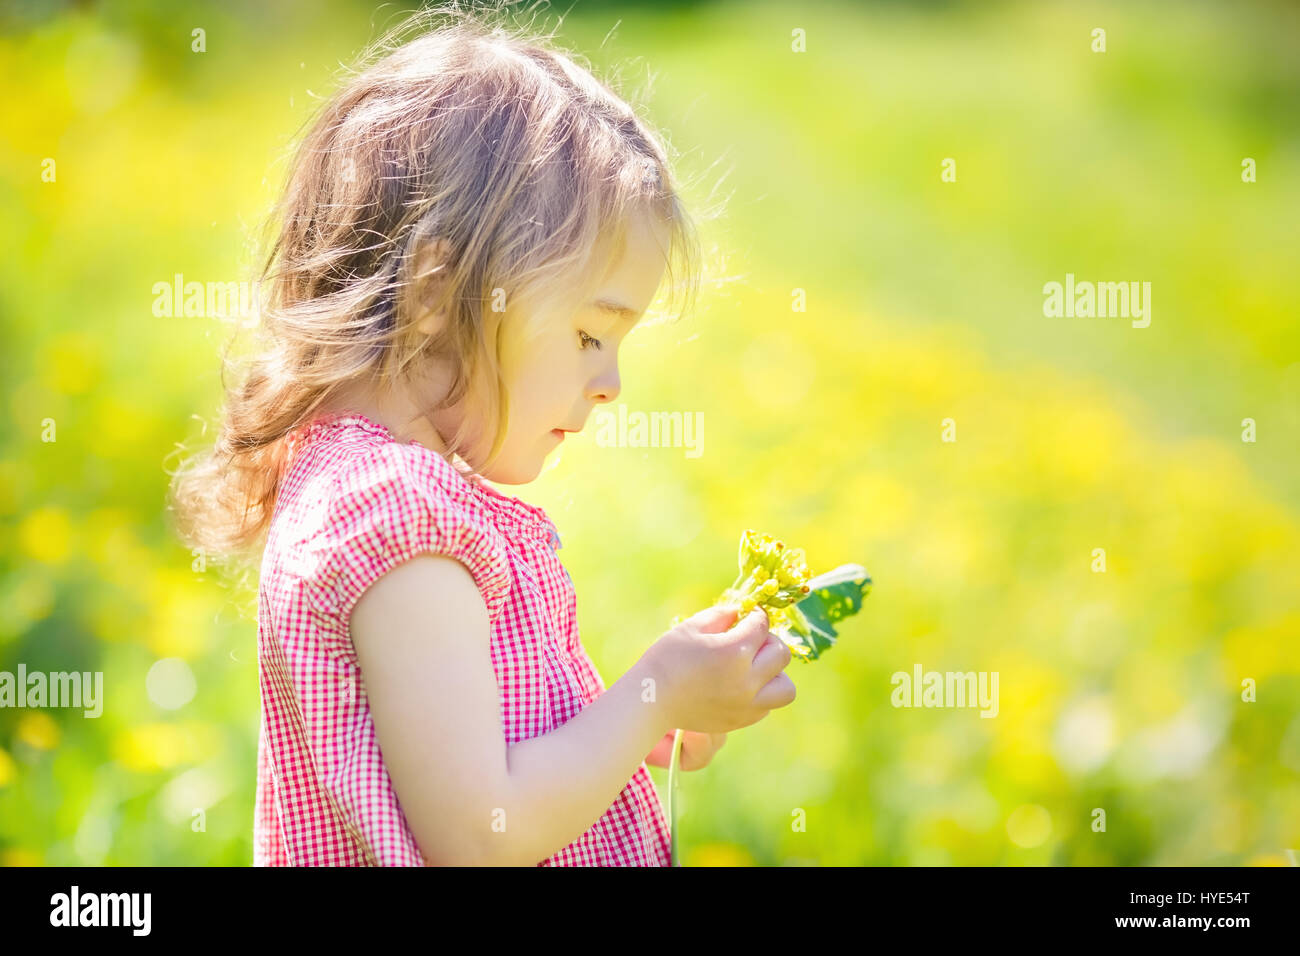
[1, 0, 1297, 865]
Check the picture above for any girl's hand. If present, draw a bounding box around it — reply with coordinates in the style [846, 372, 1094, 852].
[643, 604, 795, 734]
[647, 729, 727, 770]
[677, 730, 727, 771]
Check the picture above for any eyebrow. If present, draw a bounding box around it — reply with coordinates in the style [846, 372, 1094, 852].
[592, 298, 640, 323]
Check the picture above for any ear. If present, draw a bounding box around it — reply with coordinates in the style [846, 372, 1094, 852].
[410, 237, 454, 337]
[415, 307, 444, 338]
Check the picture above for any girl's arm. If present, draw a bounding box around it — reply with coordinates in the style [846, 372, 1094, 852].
[351, 553, 672, 866]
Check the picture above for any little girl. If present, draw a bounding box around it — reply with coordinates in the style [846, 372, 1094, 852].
[172, 7, 796, 866]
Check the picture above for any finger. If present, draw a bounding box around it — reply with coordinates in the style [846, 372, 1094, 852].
[681, 732, 711, 769]
[751, 631, 792, 680]
[687, 602, 742, 634]
[720, 607, 771, 655]
[734, 708, 771, 730]
[751, 671, 796, 711]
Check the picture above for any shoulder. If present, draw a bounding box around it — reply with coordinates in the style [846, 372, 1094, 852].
[306, 439, 513, 626]
[331, 438, 473, 520]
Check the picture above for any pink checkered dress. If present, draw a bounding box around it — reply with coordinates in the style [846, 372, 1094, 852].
[253, 413, 671, 866]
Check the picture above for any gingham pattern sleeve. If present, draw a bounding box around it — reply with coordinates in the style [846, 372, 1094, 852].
[301, 441, 513, 631]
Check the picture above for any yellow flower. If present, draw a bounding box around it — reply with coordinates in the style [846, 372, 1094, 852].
[18, 507, 73, 565]
[16, 713, 61, 750]
[0, 848, 42, 866]
[689, 842, 754, 867]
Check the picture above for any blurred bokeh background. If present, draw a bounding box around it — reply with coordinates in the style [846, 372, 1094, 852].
[1, 0, 1297, 865]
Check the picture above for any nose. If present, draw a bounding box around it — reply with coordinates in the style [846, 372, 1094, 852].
[587, 363, 621, 405]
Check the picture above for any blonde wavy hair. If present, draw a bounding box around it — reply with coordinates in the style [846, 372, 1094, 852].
[170, 1, 713, 564]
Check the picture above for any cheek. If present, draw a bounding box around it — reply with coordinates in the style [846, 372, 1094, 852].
[499, 327, 582, 418]
[505, 361, 566, 422]
[535, 342, 583, 390]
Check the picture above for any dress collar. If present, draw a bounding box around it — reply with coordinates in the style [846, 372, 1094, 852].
[294, 412, 559, 543]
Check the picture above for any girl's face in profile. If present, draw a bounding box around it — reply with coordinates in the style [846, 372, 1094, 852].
[443, 208, 670, 484]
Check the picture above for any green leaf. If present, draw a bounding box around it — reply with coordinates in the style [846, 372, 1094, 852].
[779, 564, 872, 661]
[801, 564, 872, 624]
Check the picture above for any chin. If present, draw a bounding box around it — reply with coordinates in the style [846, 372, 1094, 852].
[479, 458, 542, 485]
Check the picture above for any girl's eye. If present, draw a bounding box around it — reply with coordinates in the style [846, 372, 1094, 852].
[578, 330, 603, 351]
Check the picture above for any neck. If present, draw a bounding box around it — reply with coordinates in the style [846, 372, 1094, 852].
[320, 380, 453, 458]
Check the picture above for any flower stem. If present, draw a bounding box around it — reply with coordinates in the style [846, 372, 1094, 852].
[667, 727, 684, 867]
